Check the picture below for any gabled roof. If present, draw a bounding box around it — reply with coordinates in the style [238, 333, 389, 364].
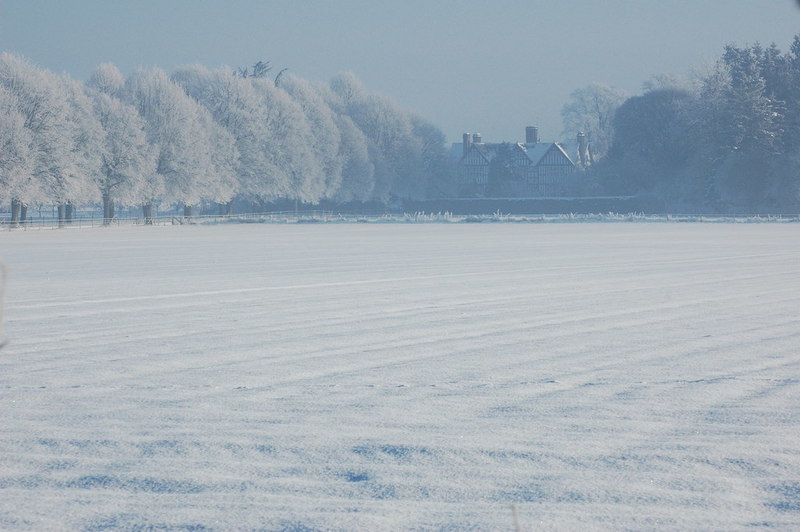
[472, 143, 497, 161]
[460, 141, 575, 166]
[459, 142, 498, 164]
[519, 143, 551, 164]
[520, 142, 575, 166]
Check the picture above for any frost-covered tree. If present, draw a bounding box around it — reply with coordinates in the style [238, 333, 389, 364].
[88, 62, 124, 98]
[710, 45, 785, 210]
[250, 76, 323, 204]
[317, 78, 374, 201]
[60, 75, 105, 223]
[0, 55, 451, 216]
[173, 65, 286, 207]
[0, 53, 74, 222]
[124, 68, 216, 219]
[87, 67, 156, 223]
[560, 83, 628, 164]
[720, 45, 783, 155]
[196, 109, 239, 211]
[329, 74, 394, 199]
[279, 75, 344, 199]
[331, 114, 374, 202]
[641, 73, 697, 93]
[328, 71, 365, 110]
[0, 85, 32, 222]
[168, 66, 241, 213]
[330, 72, 420, 201]
[93, 93, 154, 222]
[410, 115, 450, 198]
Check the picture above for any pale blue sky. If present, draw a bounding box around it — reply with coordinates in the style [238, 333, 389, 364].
[1, 0, 799, 142]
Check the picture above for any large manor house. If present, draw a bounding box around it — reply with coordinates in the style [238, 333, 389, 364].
[453, 126, 588, 198]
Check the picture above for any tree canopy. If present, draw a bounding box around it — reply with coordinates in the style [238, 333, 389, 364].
[592, 35, 800, 213]
[0, 55, 449, 222]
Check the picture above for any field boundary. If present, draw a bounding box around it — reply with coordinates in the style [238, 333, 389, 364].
[2, 211, 800, 230]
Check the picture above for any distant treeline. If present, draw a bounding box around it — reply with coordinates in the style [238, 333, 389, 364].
[0, 55, 450, 223]
[3, 33, 800, 223]
[585, 36, 800, 213]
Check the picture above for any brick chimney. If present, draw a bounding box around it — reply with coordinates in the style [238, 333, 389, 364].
[462, 132, 472, 156]
[525, 126, 539, 145]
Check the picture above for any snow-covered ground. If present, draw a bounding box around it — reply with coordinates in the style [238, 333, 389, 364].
[1, 223, 799, 531]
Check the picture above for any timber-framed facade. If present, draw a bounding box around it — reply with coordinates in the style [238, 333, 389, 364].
[456, 128, 579, 198]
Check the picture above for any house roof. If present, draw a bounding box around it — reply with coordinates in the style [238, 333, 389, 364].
[472, 143, 497, 161]
[520, 142, 575, 165]
[460, 141, 575, 166]
[557, 139, 580, 162]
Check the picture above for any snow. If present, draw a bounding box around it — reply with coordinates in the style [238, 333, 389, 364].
[1, 223, 799, 530]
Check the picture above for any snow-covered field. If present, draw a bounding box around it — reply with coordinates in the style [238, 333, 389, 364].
[1, 223, 799, 531]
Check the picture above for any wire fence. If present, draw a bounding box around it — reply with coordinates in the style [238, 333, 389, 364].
[2, 211, 799, 230]
[0, 211, 401, 230]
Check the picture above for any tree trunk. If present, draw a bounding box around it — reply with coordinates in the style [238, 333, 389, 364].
[65, 202, 74, 223]
[57, 204, 65, 228]
[183, 204, 192, 219]
[143, 203, 153, 225]
[103, 192, 114, 225]
[20, 203, 27, 223]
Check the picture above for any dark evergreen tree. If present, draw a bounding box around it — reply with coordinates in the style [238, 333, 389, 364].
[486, 143, 518, 198]
[602, 89, 695, 204]
[597, 35, 800, 213]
